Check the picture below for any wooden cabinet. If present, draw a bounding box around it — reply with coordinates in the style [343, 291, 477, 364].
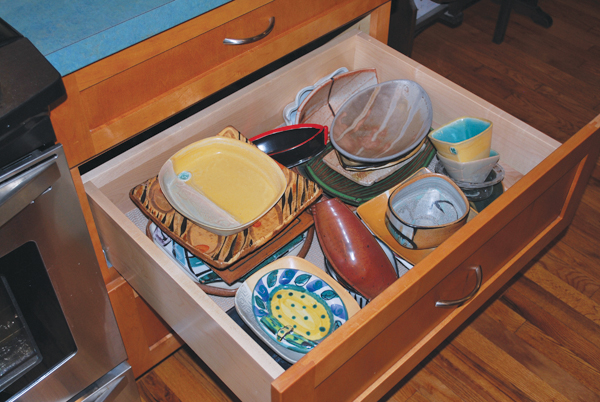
[80, 31, 600, 401]
[56, 0, 392, 379]
[51, 0, 392, 168]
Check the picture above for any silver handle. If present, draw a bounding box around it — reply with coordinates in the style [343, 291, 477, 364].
[0, 155, 60, 227]
[223, 17, 275, 45]
[435, 266, 482, 307]
[71, 362, 133, 402]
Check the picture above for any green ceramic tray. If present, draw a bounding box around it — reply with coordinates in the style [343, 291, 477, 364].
[303, 140, 436, 206]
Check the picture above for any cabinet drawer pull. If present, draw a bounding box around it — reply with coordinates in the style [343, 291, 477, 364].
[435, 266, 482, 307]
[223, 17, 275, 45]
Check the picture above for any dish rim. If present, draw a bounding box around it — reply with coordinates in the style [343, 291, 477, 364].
[250, 124, 328, 156]
[428, 116, 493, 146]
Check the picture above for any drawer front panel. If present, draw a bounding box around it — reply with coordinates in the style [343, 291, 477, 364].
[80, 0, 352, 139]
[81, 1, 283, 131]
[314, 162, 579, 402]
[316, 265, 480, 401]
[73, 0, 273, 92]
[107, 277, 184, 378]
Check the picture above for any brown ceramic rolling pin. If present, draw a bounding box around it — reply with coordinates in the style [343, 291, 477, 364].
[311, 198, 398, 301]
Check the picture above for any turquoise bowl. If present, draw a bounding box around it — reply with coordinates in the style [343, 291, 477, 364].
[428, 117, 492, 162]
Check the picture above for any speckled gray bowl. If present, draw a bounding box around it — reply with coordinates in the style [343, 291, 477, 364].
[385, 173, 469, 249]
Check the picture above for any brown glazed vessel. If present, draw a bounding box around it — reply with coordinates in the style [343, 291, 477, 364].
[312, 198, 398, 300]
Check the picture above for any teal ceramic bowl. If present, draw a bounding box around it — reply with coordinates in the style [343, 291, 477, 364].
[428, 117, 492, 162]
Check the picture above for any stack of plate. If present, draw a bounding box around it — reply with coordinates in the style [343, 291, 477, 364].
[129, 127, 323, 295]
[147, 222, 313, 297]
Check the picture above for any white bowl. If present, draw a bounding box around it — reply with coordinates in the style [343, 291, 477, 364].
[437, 150, 500, 183]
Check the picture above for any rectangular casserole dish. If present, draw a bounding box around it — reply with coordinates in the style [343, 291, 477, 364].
[82, 31, 600, 402]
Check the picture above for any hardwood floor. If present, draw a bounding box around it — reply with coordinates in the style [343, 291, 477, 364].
[136, 0, 600, 400]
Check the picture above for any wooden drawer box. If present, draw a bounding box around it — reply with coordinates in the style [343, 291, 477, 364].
[82, 31, 600, 402]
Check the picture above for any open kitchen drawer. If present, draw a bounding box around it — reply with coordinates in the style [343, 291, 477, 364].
[81, 31, 600, 401]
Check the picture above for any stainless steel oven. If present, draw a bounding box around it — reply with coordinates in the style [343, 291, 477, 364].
[0, 18, 140, 402]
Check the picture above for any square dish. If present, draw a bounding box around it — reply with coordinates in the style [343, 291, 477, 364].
[158, 135, 288, 235]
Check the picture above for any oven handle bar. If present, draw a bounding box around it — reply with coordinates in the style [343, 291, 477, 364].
[0, 154, 60, 227]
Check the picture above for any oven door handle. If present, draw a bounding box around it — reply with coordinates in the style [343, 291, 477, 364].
[0, 154, 60, 227]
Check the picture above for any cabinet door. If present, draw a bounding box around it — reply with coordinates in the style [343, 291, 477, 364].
[73, 167, 184, 378]
[107, 277, 184, 378]
[272, 116, 600, 402]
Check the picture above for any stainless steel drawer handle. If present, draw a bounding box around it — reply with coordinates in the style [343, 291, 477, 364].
[435, 266, 482, 308]
[223, 17, 275, 45]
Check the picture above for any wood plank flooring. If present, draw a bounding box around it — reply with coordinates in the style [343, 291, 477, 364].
[136, 0, 600, 400]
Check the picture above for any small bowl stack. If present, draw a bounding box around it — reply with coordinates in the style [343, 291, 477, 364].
[428, 117, 503, 201]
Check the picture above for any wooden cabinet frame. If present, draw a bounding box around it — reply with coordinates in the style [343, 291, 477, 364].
[51, 0, 391, 168]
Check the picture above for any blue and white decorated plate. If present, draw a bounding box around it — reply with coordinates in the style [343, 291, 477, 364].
[252, 268, 348, 355]
[235, 256, 360, 363]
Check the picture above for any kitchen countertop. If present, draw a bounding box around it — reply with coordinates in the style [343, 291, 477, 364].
[0, 0, 230, 76]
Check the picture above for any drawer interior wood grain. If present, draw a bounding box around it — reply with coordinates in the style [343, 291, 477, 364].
[82, 31, 600, 402]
